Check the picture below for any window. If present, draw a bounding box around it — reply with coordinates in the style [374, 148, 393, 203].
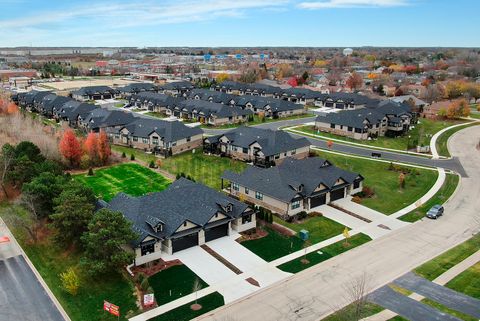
[152, 137, 159, 145]
[355, 128, 362, 133]
[186, 136, 191, 142]
[340, 125, 343, 130]
[142, 138, 149, 144]
[354, 180, 361, 189]
[183, 222, 187, 227]
[330, 123, 335, 129]
[245, 187, 249, 195]
[348, 126, 353, 132]
[232, 183, 239, 191]
[242, 214, 252, 224]
[274, 154, 280, 160]
[284, 152, 287, 156]
[291, 149, 296, 155]
[255, 191, 263, 200]
[242, 147, 248, 154]
[291, 200, 301, 210]
[133, 136, 138, 142]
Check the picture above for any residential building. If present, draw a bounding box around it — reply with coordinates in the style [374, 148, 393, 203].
[171, 100, 252, 126]
[222, 157, 363, 218]
[204, 126, 310, 167]
[110, 117, 203, 157]
[118, 83, 157, 98]
[129, 92, 182, 112]
[71, 85, 120, 101]
[104, 178, 256, 265]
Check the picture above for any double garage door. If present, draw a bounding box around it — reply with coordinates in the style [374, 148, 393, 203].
[310, 194, 326, 208]
[171, 224, 229, 253]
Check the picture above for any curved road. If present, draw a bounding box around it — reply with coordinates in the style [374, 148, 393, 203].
[196, 125, 480, 321]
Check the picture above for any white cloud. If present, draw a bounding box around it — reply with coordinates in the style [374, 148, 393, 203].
[298, 0, 408, 9]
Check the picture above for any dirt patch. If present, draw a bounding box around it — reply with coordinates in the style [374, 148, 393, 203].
[132, 259, 183, 278]
[300, 258, 310, 265]
[0, 184, 21, 202]
[236, 227, 268, 242]
[190, 303, 202, 311]
[246, 277, 260, 287]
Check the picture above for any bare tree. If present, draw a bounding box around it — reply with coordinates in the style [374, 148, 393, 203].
[2, 195, 42, 243]
[0, 144, 15, 199]
[330, 272, 372, 321]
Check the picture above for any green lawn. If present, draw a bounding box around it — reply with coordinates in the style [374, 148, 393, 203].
[148, 292, 224, 321]
[74, 163, 171, 201]
[278, 233, 372, 273]
[314, 150, 438, 214]
[470, 113, 480, 119]
[273, 215, 346, 244]
[422, 298, 477, 321]
[399, 173, 459, 222]
[321, 302, 384, 321]
[414, 234, 480, 281]
[294, 118, 464, 152]
[1, 205, 138, 321]
[435, 122, 479, 157]
[201, 113, 314, 129]
[386, 317, 409, 321]
[160, 148, 246, 191]
[145, 112, 167, 119]
[446, 261, 480, 300]
[241, 225, 305, 262]
[149, 265, 208, 306]
[111, 146, 246, 191]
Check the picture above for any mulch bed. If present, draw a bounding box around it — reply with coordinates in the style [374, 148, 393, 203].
[131, 258, 182, 277]
[236, 227, 268, 242]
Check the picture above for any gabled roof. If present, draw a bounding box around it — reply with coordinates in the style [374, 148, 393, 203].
[119, 117, 202, 142]
[222, 157, 362, 203]
[84, 108, 136, 129]
[131, 92, 183, 106]
[178, 100, 252, 118]
[207, 126, 310, 157]
[159, 81, 194, 91]
[62, 103, 98, 121]
[316, 108, 386, 129]
[107, 178, 251, 245]
[71, 85, 119, 96]
[236, 96, 304, 112]
[188, 89, 237, 105]
[118, 83, 157, 94]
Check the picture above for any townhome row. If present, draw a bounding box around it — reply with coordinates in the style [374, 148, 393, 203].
[314, 101, 414, 140]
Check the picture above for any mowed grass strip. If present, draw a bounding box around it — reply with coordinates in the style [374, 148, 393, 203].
[278, 233, 371, 273]
[149, 292, 224, 321]
[74, 163, 171, 201]
[273, 215, 345, 244]
[414, 234, 480, 281]
[400, 173, 459, 222]
[445, 261, 480, 300]
[313, 150, 438, 215]
[435, 122, 479, 157]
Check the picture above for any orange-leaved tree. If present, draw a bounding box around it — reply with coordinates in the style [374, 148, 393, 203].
[83, 132, 99, 164]
[97, 130, 111, 165]
[59, 129, 82, 167]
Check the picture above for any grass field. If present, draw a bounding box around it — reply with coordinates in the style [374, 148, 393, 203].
[149, 265, 208, 306]
[422, 298, 477, 321]
[446, 261, 480, 300]
[1, 204, 138, 321]
[321, 302, 383, 321]
[111, 146, 246, 191]
[149, 292, 224, 321]
[399, 173, 459, 222]
[313, 150, 438, 214]
[414, 234, 480, 281]
[435, 122, 479, 157]
[294, 118, 462, 152]
[278, 233, 371, 273]
[273, 215, 346, 244]
[74, 163, 171, 201]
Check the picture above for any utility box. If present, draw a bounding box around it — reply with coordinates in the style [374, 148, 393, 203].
[299, 229, 309, 241]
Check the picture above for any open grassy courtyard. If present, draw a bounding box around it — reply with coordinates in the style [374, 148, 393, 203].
[74, 163, 171, 201]
[313, 150, 438, 215]
[293, 118, 465, 153]
[149, 264, 208, 306]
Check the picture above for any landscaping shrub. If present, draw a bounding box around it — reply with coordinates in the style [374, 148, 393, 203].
[140, 278, 150, 291]
[149, 160, 155, 168]
[298, 211, 308, 220]
[59, 267, 80, 296]
[121, 152, 126, 158]
[136, 272, 146, 284]
[352, 195, 362, 203]
[87, 167, 94, 176]
[130, 154, 135, 161]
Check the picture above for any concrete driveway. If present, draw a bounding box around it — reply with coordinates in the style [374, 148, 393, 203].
[170, 234, 291, 303]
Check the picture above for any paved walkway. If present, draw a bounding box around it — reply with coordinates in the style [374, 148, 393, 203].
[369, 286, 462, 321]
[362, 250, 480, 321]
[394, 272, 480, 318]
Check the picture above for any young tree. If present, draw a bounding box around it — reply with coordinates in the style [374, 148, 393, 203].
[192, 278, 203, 308]
[0, 144, 15, 198]
[97, 130, 111, 165]
[83, 132, 99, 165]
[81, 209, 137, 276]
[216, 73, 230, 83]
[398, 172, 406, 189]
[51, 193, 94, 245]
[22, 172, 67, 218]
[59, 129, 82, 167]
[60, 267, 80, 296]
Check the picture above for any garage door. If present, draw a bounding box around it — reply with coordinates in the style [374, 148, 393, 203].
[330, 188, 345, 202]
[172, 233, 198, 253]
[205, 224, 228, 242]
[310, 194, 326, 208]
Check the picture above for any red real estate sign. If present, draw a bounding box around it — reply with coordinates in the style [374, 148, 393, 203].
[103, 301, 120, 317]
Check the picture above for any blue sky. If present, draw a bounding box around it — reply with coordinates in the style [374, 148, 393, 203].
[0, 0, 478, 47]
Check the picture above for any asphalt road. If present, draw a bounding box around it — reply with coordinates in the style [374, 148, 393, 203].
[0, 255, 65, 321]
[202, 117, 468, 175]
[195, 125, 480, 321]
[393, 272, 480, 318]
[369, 286, 462, 321]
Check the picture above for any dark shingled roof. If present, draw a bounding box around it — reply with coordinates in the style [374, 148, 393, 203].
[71, 85, 119, 96]
[119, 117, 202, 142]
[235, 96, 304, 113]
[222, 157, 362, 203]
[118, 83, 157, 94]
[107, 178, 251, 246]
[177, 100, 252, 118]
[130, 92, 183, 107]
[83, 108, 136, 130]
[206, 126, 310, 157]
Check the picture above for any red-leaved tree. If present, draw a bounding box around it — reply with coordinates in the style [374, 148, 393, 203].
[83, 132, 99, 163]
[97, 130, 111, 165]
[59, 129, 82, 167]
[7, 102, 19, 114]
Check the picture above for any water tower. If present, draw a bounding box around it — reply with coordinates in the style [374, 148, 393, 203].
[343, 48, 353, 56]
